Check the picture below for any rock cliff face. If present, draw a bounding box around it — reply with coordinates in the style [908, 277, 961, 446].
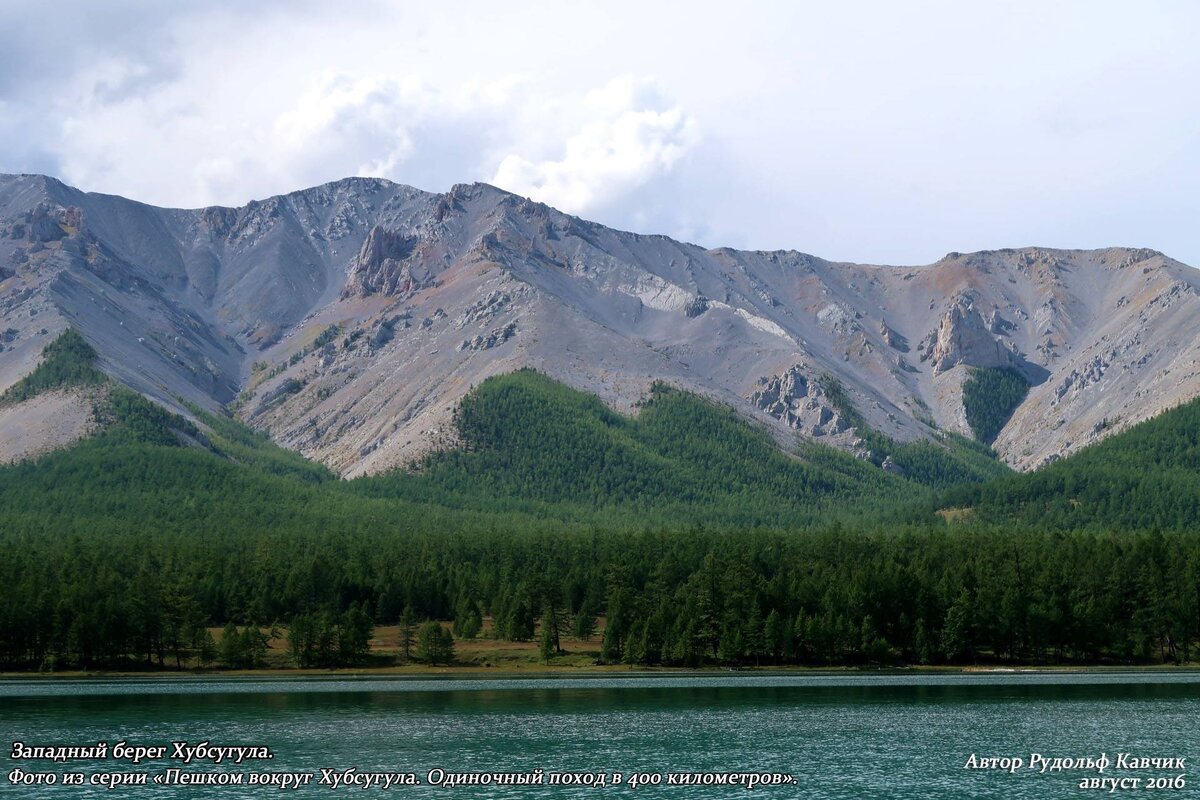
[2, 173, 1199, 474]
[342, 226, 424, 297]
[919, 296, 1022, 376]
[751, 366, 851, 438]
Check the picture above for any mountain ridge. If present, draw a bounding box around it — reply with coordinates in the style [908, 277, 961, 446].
[2, 172, 1198, 475]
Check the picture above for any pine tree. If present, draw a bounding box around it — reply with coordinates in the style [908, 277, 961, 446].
[417, 621, 454, 665]
[572, 603, 597, 641]
[218, 623, 243, 668]
[941, 591, 973, 662]
[192, 626, 217, 667]
[539, 620, 555, 664]
[288, 614, 316, 667]
[339, 605, 373, 664]
[505, 594, 535, 642]
[453, 601, 482, 640]
[764, 610, 784, 664]
[623, 620, 648, 667]
[744, 604, 766, 666]
[793, 610, 809, 663]
[912, 618, 933, 665]
[240, 626, 267, 668]
[600, 617, 623, 663]
[398, 605, 416, 662]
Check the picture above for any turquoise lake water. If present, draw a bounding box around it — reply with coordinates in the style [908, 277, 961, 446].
[1, 672, 1197, 797]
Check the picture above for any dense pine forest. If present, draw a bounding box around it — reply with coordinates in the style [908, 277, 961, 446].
[961, 367, 1030, 444]
[1, 333, 1198, 671]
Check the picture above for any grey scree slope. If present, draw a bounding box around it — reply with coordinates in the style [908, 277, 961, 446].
[1, 173, 1195, 475]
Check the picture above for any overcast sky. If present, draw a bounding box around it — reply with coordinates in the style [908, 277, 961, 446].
[2, 1, 1197, 265]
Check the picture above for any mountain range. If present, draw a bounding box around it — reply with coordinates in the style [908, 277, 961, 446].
[4, 172, 1200, 476]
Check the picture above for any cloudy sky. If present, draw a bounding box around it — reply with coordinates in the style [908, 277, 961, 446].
[2, 1, 1197, 265]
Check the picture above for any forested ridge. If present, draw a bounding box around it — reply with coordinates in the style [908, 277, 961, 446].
[817, 376, 1009, 488]
[0, 329, 106, 404]
[357, 370, 934, 526]
[941, 394, 1200, 531]
[1, 334, 1199, 671]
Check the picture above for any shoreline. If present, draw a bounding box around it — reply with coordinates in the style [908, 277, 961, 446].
[4, 663, 1199, 681]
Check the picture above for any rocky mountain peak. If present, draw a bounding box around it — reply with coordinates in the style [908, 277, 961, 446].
[4, 176, 1200, 476]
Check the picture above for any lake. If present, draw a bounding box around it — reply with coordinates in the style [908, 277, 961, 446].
[2, 671, 1197, 797]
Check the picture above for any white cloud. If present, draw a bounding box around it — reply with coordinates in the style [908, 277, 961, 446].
[55, 71, 481, 207]
[491, 76, 697, 216]
[273, 75, 417, 175]
[50, 61, 699, 229]
[3, 1, 1200, 264]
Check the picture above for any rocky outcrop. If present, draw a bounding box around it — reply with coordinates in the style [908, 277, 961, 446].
[919, 298, 1014, 375]
[751, 366, 851, 437]
[684, 295, 710, 318]
[1052, 354, 1110, 405]
[879, 321, 908, 352]
[459, 321, 518, 352]
[199, 206, 237, 238]
[456, 291, 512, 328]
[28, 204, 67, 242]
[342, 225, 431, 297]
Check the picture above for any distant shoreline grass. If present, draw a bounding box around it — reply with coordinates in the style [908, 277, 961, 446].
[8, 621, 1193, 678]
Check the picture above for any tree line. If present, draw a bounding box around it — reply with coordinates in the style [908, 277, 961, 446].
[3, 335, 1200, 672]
[1, 525, 1196, 670]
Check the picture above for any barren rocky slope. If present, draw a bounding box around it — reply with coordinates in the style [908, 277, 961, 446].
[2, 172, 1198, 474]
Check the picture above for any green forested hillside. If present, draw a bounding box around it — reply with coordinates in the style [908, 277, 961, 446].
[1, 336, 1199, 671]
[942, 395, 1200, 531]
[357, 370, 932, 526]
[817, 376, 1009, 488]
[0, 329, 106, 404]
[961, 367, 1029, 443]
